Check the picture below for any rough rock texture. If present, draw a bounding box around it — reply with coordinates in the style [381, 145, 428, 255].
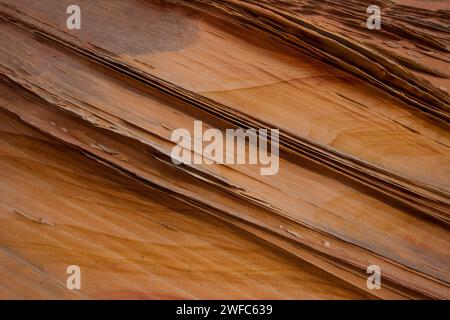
[0, 0, 448, 299]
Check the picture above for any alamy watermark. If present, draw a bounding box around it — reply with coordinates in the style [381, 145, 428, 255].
[170, 121, 279, 175]
[366, 265, 381, 289]
[66, 265, 81, 290]
[367, 5, 381, 30]
[66, 5, 81, 30]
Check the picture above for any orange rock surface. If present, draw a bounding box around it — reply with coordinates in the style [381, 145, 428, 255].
[0, 0, 448, 299]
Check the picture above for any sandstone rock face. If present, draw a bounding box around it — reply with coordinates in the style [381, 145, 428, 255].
[0, 0, 448, 299]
